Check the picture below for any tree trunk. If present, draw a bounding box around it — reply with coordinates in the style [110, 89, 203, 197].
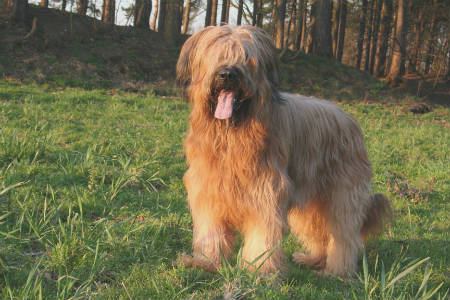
[40, 0, 48, 8]
[61, 0, 67, 10]
[77, 0, 88, 14]
[386, 0, 407, 84]
[163, 0, 182, 44]
[332, 0, 340, 57]
[11, 0, 28, 25]
[205, 0, 212, 26]
[274, 0, 287, 48]
[447, 7, 450, 79]
[309, 0, 333, 57]
[210, 0, 218, 25]
[293, 0, 304, 50]
[102, 0, 115, 23]
[364, 0, 374, 71]
[220, 0, 230, 24]
[424, 0, 437, 74]
[335, 0, 346, 61]
[369, 0, 381, 73]
[409, 5, 423, 73]
[236, 0, 243, 25]
[158, 0, 166, 30]
[181, 0, 191, 33]
[356, 0, 368, 69]
[374, 0, 393, 76]
[286, 0, 297, 49]
[134, 0, 151, 29]
[151, 0, 158, 30]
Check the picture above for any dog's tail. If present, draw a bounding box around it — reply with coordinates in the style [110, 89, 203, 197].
[361, 193, 393, 240]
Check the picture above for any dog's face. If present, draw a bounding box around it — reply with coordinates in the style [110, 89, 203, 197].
[177, 25, 281, 121]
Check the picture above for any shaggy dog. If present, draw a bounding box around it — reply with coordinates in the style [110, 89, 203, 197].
[176, 25, 392, 277]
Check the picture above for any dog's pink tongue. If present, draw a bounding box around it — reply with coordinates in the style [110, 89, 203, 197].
[215, 90, 235, 120]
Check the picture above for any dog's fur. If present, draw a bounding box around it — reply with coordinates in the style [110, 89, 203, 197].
[176, 25, 392, 276]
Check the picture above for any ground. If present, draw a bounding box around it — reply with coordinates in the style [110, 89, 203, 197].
[0, 6, 449, 300]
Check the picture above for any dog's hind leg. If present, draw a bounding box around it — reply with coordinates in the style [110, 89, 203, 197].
[288, 202, 329, 269]
[321, 184, 370, 277]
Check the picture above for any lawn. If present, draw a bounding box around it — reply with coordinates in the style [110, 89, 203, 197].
[0, 80, 449, 299]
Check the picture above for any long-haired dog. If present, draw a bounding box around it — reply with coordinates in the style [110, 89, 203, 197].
[176, 25, 392, 277]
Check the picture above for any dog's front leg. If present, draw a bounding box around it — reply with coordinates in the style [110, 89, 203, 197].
[241, 214, 286, 275]
[182, 204, 235, 272]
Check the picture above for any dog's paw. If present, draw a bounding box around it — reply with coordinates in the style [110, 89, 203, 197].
[292, 252, 325, 269]
[174, 253, 218, 272]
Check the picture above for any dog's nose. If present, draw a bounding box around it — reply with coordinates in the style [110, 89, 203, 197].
[218, 69, 237, 82]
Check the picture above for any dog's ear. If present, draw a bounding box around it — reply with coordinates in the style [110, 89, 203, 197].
[176, 27, 214, 90]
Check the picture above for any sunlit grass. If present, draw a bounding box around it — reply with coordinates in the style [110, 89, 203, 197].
[0, 80, 448, 299]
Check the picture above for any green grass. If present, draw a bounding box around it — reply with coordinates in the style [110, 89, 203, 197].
[0, 80, 448, 299]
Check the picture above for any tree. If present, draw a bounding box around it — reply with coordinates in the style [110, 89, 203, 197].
[363, 0, 374, 71]
[11, 0, 28, 25]
[161, 0, 182, 44]
[333, 0, 347, 61]
[78, 0, 88, 14]
[134, 0, 152, 28]
[151, 0, 158, 30]
[220, 0, 230, 24]
[369, 0, 382, 74]
[356, 0, 368, 69]
[309, 0, 333, 57]
[236, 0, 244, 25]
[274, 0, 287, 48]
[182, 0, 191, 33]
[158, 0, 166, 31]
[374, 0, 393, 76]
[102, 0, 115, 23]
[210, 0, 218, 25]
[424, 0, 437, 74]
[386, 0, 408, 84]
[40, 0, 48, 8]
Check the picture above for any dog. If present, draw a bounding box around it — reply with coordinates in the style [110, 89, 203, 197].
[176, 25, 392, 277]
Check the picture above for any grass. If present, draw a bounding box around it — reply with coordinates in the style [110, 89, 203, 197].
[0, 80, 448, 299]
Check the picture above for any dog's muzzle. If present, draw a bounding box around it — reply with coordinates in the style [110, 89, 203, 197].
[213, 68, 241, 120]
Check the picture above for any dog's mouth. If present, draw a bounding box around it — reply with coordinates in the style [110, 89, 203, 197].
[214, 90, 236, 120]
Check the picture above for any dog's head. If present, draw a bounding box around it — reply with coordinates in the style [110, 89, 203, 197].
[177, 25, 281, 121]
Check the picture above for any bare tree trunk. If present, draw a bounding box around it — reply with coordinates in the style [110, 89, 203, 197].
[236, 0, 243, 25]
[12, 0, 28, 24]
[181, 0, 191, 33]
[158, 0, 166, 30]
[409, 6, 423, 73]
[424, 0, 437, 74]
[274, 0, 287, 48]
[210, 0, 218, 25]
[309, 0, 333, 57]
[134, 0, 151, 28]
[220, 0, 229, 24]
[61, 0, 66, 10]
[286, 0, 297, 49]
[205, 0, 212, 26]
[356, 0, 368, 69]
[78, 0, 88, 14]
[102, 0, 115, 23]
[335, 0, 346, 61]
[332, 0, 340, 56]
[386, 0, 407, 84]
[364, 0, 374, 71]
[374, 0, 393, 76]
[40, 0, 48, 8]
[299, 0, 307, 50]
[293, 0, 304, 50]
[151, 0, 158, 29]
[447, 7, 450, 79]
[163, 0, 181, 44]
[369, 0, 381, 73]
